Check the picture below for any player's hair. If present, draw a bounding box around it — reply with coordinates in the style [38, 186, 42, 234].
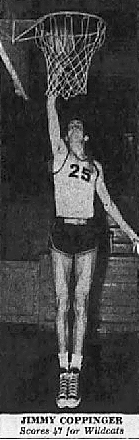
[68, 118, 83, 130]
[67, 113, 84, 127]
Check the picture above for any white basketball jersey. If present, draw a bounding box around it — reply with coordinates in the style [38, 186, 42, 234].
[53, 152, 98, 219]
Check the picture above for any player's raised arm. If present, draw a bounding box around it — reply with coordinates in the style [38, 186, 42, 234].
[47, 95, 62, 155]
[94, 160, 139, 247]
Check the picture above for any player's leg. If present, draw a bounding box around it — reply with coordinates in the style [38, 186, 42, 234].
[51, 247, 72, 407]
[68, 248, 97, 407]
[73, 249, 97, 358]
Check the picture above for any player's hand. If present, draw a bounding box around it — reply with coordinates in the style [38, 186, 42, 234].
[133, 238, 139, 254]
[47, 93, 56, 102]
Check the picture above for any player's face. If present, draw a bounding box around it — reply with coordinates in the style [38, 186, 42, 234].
[68, 120, 84, 155]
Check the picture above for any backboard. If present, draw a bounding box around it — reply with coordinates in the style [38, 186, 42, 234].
[0, 20, 37, 99]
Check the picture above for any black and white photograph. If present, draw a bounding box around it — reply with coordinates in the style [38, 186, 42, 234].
[0, 0, 139, 438]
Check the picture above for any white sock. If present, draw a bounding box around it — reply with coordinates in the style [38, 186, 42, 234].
[70, 354, 83, 371]
[58, 352, 68, 371]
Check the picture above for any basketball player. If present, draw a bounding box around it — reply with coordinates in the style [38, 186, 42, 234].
[47, 95, 139, 408]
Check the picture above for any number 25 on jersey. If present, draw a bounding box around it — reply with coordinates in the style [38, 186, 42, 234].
[68, 164, 91, 182]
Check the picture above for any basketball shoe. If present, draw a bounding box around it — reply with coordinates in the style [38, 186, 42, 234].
[67, 368, 81, 408]
[56, 369, 68, 408]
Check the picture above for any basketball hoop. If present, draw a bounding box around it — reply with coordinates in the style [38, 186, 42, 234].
[34, 12, 106, 99]
[9, 12, 106, 100]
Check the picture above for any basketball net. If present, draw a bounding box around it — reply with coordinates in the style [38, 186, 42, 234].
[35, 13, 106, 100]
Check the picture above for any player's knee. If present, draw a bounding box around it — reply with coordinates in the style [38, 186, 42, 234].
[56, 297, 70, 314]
[73, 299, 84, 319]
[73, 294, 88, 318]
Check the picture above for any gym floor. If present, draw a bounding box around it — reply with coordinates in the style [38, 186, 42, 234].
[0, 324, 138, 414]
